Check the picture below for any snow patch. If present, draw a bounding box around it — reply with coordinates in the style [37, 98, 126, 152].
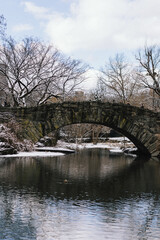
[0, 151, 64, 158]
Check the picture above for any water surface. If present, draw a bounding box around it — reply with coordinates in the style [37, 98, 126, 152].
[0, 149, 160, 239]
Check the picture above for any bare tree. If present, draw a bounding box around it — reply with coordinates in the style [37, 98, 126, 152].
[89, 80, 108, 102]
[0, 37, 88, 106]
[50, 57, 88, 102]
[0, 15, 6, 38]
[99, 54, 140, 104]
[0, 15, 7, 105]
[60, 123, 109, 144]
[136, 45, 160, 97]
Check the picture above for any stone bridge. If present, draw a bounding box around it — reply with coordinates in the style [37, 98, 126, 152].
[2, 101, 160, 158]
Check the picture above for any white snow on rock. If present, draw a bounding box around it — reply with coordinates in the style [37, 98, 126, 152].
[0, 137, 136, 158]
[0, 151, 65, 158]
[35, 147, 75, 152]
[109, 149, 124, 155]
[108, 137, 130, 142]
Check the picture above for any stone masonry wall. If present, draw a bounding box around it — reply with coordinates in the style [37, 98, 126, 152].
[1, 101, 160, 157]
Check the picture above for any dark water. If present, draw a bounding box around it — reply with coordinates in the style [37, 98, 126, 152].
[0, 149, 160, 240]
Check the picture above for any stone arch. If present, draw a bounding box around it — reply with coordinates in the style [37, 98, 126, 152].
[14, 101, 160, 157]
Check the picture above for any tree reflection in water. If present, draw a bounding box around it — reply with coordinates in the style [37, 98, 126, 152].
[0, 149, 160, 239]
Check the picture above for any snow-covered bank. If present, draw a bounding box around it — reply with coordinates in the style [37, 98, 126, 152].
[0, 123, 33, 155]
[0, 151, 65, 158]
[55, 139, 136, 156]
[35, 147, 75, 154]
[0, 137, 136, 158]
[56, 140, 111, 150]
[56, 138, 134, 151]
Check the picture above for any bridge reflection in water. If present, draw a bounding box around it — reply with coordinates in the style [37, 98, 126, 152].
[0, 150, 160, 239]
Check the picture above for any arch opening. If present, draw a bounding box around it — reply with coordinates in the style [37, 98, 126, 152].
[49, 121, 151, 156]
[42, 120, 152, 157]
[41, 123, 142, 155]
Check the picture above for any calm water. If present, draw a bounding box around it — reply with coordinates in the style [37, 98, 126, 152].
[0, 149, 160, 240]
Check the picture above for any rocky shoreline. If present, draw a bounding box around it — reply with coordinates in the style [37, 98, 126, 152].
[0, 124, 33, 155]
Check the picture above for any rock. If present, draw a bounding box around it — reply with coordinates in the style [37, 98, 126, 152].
[124, 148, 138, 155]
[37, 136, 57, 147]
[0, 147, 17, 155]
[35, 141, 45, 147]
[0, 141, 17, 155]
[109, 149, 124, 155]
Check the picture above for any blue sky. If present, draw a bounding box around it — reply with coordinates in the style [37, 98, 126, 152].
[1, 0, 70, 40]
[1, 0, 160, 71]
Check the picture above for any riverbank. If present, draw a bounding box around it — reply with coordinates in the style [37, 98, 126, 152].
[55, 138, 136, 156]
[2, 139, 135, 158]
[56, 137, 134, 150]
[0, 123, 34, 155]
[0, 125, 136, 158]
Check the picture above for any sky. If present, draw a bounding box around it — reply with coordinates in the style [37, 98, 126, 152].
[1, 0, 160, 88]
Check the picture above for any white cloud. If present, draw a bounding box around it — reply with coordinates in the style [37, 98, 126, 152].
[21, 0, 160, 66]
[81, 69, 100, 90]
[45, 0, 160, 52]
[21, 1, 52, 19]
[13, 23, 33, 32]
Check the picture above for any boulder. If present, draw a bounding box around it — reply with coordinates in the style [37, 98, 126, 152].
[0, 142, 17, 155]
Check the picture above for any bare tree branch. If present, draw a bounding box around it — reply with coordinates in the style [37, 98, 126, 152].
[136, 45, 160, 97]
[99, 53, 140, 103]
[0, 15, 6, 38]
[0, 36, 88, 106]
